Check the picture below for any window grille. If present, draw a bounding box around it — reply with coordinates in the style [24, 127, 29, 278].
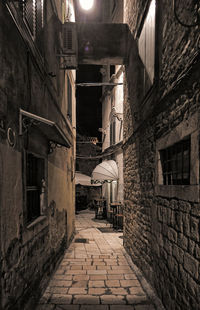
[26, 153, 45, 223]
[160, 138, 190, 185]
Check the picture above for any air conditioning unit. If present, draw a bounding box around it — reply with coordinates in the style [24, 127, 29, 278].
[60, 22, 78, 69]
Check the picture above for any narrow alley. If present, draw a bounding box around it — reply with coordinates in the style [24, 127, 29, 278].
[1, 0, 200, 309]
[36, 209, 163, 310]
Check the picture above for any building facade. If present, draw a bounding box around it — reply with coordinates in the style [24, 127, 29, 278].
[0, 0, 76, 309]
[100, 0, 124, 213]
[123, 0, 200, 309]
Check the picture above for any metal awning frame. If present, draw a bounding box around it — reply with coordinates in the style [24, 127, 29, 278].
[91, 179, 115, 185]
[19, 109, 71, 152]
[91, 160, 119, 184]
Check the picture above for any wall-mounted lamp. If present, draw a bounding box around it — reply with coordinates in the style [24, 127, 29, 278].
[79, 0, 94, 11]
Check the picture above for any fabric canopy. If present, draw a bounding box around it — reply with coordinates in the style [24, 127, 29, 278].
[75, 172, 101, 186]
[91, 160, 118, 182]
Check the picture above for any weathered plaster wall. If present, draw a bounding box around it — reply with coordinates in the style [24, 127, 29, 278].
[123, 0, 200, 309]
[0, 1, 75, 309]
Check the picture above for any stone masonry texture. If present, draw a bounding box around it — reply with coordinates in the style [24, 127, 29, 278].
[36, 210, 164, 310]
[123, 0, 200, 309]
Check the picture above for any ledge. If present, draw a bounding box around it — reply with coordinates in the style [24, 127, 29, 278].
[26, 216, 47, 230]
[155, 185, 199, 202]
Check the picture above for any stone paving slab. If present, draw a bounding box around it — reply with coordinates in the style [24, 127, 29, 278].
[36, 210, 163, 310]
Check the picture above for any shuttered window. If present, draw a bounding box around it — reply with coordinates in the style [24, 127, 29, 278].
[21, 0, 44, 39]
[138, 0, 156, 85]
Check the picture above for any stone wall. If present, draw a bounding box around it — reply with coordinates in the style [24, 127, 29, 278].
[123, 0, 200, 309]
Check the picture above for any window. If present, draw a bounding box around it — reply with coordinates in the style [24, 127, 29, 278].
[110, 118, 116, 146]
[160, 138, 190, 185]
[26, 153, 45, 223]
[155, 113, 199, 202]
[21, 0, 44, 39]
[138, 0, 156, 92]
[67, 76, 72, 122]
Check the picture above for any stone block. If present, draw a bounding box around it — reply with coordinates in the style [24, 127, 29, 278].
[80, 306, 109, 310]
[87, 270, 107, 275]
[190, 217, 199, 242]
[134, 305, 155, 310]
[73, 295, 100, 304]
[177, 233, 188, 251]
[68, 270, 87, 275]
[108, 274, 124, 280]
[100, 295, 126, 304]
[105, 280, 120, 287]
[55, 306, 79, 310]
[164, 238, 172, 255]
[72, 281, 88, 288]
[49, 280, 72, 287]
[89, 275, 107, 280]
[128, 286, 145, 295]
[110, 306, 134, 310]
[88, 288, 107, 295]
[182, 214, 190, 236]
[172, 244, 184, 264]
[110, 288, 128, 295]
[120, 280, 141, 287]
[124, 274, 137, 280]
[126, 295, 149, 305]
[188, 239, 196, 256]
[50, 294, 72, 304]
[168, 228, 177, 243]
[88, 280, 105, 288]
[73, 275, 89, 281]
[184, 253, 199, 279]
[68, 288, 87, 295]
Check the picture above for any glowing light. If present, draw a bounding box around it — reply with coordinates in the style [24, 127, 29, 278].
[79, 0, 94, 11]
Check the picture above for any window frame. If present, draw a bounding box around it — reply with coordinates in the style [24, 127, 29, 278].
[160, 137, 190, 186]
[155, 113, 199, 202]
[137, 0, 156, 96]
[23, 150, 47, 225]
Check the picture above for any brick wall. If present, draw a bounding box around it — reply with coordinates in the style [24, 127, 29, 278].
[123, 0, 200, 309]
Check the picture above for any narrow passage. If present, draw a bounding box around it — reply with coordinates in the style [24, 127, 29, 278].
[36, 210, 160, 310]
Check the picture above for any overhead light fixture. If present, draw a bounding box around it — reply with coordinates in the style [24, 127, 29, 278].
[79, 0, 94, 11]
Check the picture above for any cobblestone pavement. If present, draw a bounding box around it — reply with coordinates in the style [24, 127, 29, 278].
[36, 210, 164, 310]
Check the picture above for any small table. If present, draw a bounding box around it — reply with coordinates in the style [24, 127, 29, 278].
[94, 199, 106, 219]
[110, 202, 123, 229]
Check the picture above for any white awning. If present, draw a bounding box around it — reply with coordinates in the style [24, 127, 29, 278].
[91, 160, 118, 183]
[75, 172, 101, 186]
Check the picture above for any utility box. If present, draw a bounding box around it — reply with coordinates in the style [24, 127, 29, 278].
[60, 22, 78, 69]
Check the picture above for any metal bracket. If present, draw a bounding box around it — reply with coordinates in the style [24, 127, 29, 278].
[48, 141, 63, 154]
[19, 115, 39, 136]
